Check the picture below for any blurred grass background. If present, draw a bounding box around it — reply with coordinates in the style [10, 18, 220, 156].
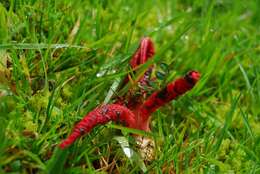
[0, 0, 259, 173]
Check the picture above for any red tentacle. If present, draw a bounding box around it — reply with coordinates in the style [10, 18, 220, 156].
[130, 37, 155, 68]
[117, 37, 155, 106]
[59, 104, 136, 149]
[129, 37, 155, 88]
[138, 71, 200, 122]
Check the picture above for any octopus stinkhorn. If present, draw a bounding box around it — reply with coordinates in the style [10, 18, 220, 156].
[59, 38, 200, 159]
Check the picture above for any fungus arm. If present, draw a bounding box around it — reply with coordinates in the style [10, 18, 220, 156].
[139, 71, 200, 120]
[130, 37, 155, 68]
[59, 104, 136, 149]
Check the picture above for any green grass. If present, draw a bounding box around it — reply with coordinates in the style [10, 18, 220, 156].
[0, 0, 260, 173]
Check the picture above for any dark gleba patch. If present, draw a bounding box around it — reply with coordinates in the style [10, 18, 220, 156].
[184, 74, 195, 86]
[79, 128, 86, 135]
[101, 106, 109, 115]
[157, 87, 168, 99]
[115, 111, 121, 123]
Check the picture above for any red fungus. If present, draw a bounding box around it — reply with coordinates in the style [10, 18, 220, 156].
[121, 37, 155, 89]
[59, 37, 200, 149]
[59, 104, 136, 149]
[130, 37, 155, 68]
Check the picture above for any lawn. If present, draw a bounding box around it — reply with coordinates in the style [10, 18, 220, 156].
[0, 0, 260, 173]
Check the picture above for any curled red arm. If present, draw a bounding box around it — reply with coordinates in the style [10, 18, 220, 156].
[139, 71, 200, 121]
[59, 104, 136, 149]
[130, 37, 155, 68]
